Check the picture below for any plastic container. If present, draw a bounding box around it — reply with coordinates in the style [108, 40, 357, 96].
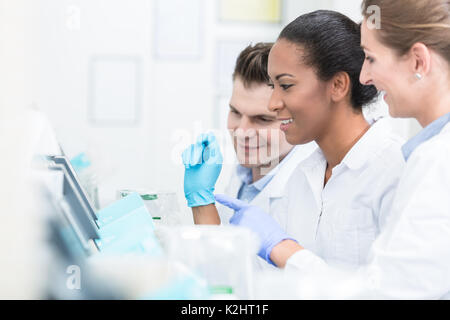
[117, 189, 183, 226]
[156, 225, 259, 299]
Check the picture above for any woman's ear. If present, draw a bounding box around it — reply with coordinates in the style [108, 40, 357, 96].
[409, 42, 431, 77]
[330, 71, 351, 103]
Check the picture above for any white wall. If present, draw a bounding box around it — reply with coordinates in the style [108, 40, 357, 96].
[28, 0, 420, 212]
[0, 0, 46, 299]
[28, 0, 283, 210]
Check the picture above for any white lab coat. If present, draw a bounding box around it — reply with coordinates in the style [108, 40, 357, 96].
[277, 118, 406, 268]
[216, 142, 317, 270]
[285, 122, 450, 299]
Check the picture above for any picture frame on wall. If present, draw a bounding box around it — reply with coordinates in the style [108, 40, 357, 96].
[215, 40, 252, 95]
[88, 55, 142, 126]
[218, 0, 282, 24]
[152, 0, 204, 60]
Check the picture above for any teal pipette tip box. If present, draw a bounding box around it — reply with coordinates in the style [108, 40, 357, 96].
[96, 192, 149, 228]
[94, 192, 162, 256]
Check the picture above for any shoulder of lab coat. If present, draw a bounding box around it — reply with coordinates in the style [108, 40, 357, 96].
[286, 123, 450, 299]
[362, 119, 407, 231]
[366, 121, 450, 299]
[217, 142, 317, 225]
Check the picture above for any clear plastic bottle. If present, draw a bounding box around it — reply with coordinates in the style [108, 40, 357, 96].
[117, 189, 183, 226]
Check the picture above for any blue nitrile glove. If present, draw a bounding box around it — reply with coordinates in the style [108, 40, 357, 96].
[182, 133, 223, 207]
[215, 194, 297, 266]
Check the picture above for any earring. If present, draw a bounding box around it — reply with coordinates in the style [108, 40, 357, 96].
[415, 73, 423, 80]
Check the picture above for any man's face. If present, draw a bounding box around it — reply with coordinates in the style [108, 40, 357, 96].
[227, 76, 294, 168]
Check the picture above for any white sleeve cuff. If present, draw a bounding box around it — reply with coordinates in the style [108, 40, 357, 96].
[285, 249, 329, 274]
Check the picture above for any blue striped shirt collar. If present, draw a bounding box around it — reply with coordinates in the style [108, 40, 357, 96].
[236, 163, 275, 192]
[402, 112, 450, 161]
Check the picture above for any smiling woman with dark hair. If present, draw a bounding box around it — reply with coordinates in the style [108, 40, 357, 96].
[220, 1, 450, 299]
[278, 10, 378, 111]
[215, 10, 406, 270]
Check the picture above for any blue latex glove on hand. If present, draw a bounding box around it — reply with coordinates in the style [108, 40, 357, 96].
[182, 133, 223, 207]
[215, 194, 297, 266]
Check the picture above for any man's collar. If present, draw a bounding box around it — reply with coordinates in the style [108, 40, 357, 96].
[235, 147, 298, 191]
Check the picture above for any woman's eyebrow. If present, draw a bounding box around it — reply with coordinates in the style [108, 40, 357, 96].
[275, 73, 295, 81]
